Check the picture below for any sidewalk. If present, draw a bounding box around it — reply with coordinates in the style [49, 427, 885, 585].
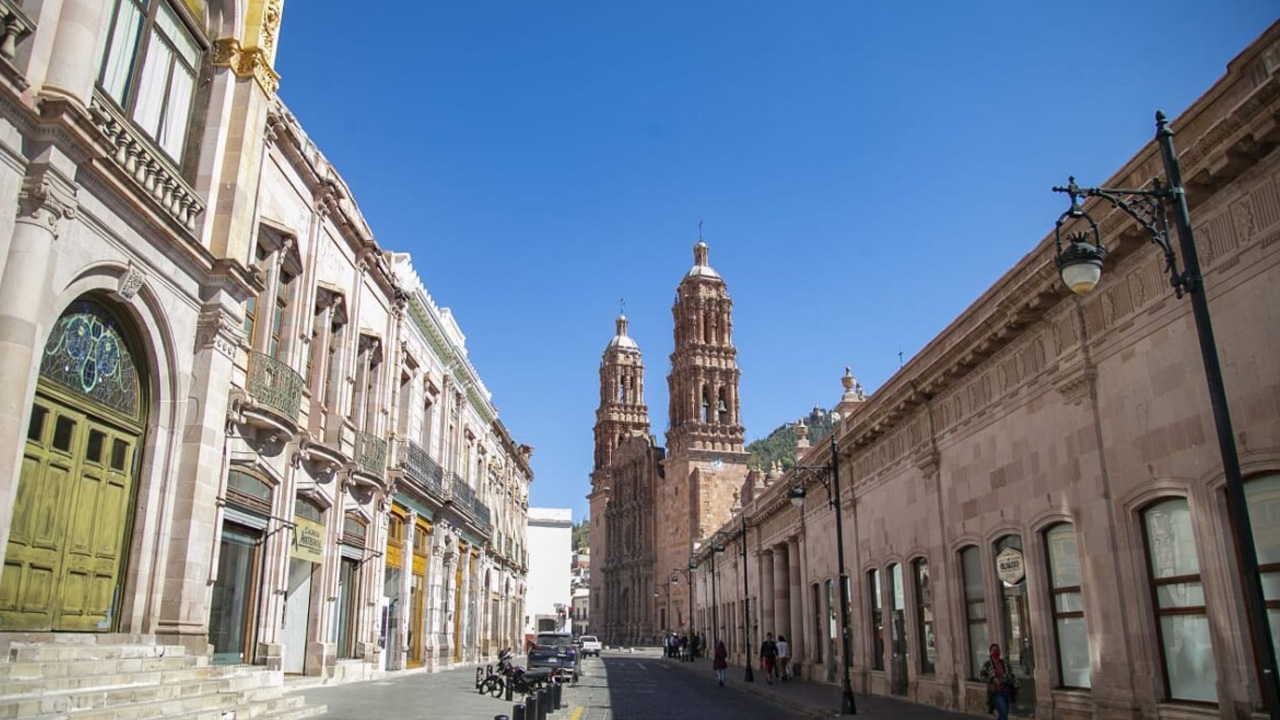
[661, 651, 987, 719]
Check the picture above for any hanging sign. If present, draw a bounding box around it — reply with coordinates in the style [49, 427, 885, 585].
[291, 516, 325, 564]
[996, 547, 1025, 585]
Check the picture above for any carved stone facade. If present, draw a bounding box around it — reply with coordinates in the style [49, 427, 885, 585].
[0, 0, 530, 701]
[691, 22, 1280, 720]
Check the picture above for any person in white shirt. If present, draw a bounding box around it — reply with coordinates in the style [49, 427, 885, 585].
[776, 635, 791, 682]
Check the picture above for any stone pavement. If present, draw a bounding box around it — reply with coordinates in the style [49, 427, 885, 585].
[656, 649, 988, 719]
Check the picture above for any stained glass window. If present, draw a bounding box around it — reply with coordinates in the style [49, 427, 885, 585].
[40, 300, 141, 419]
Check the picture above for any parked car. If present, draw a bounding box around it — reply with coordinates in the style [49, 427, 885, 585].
[527, 632, 580, 681]
[578, 635, 602, 657]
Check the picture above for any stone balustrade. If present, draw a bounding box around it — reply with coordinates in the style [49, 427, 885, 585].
[89, 91, 204, 232]
[0, 0, 33, 64]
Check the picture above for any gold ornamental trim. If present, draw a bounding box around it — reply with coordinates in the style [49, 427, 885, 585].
[212, 38, 280, 95]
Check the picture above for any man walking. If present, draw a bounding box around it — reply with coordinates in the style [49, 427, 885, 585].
[759, 632, 779, 684]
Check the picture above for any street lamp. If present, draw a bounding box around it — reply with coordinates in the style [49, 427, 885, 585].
[712, 537, 725, 649]
[789, 435, 857, 715]
[1053, 111, 1279, 719]
[738, 512, 755, 683]
[673, 560, 698, 661]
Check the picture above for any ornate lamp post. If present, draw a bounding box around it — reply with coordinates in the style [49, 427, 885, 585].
[1053, 111, 1279, 719]
[789, 435, 857, 715]
[738, 512, 755, 683]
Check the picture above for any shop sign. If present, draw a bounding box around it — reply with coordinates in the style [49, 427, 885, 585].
[291, 515, 325, 563]
[996, 547, 1025, 585]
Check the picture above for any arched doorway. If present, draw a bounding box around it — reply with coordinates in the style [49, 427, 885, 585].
[0, 297, 147, 631]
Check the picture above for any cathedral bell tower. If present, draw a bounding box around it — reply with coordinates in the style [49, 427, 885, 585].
[660, 238, 750, 570]
[588, 313, 650, 639]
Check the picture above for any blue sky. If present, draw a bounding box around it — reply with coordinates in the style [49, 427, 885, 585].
[274, 2, 1277, 523]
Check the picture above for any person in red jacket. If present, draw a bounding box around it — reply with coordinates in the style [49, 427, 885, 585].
[713, 640, 728, 687]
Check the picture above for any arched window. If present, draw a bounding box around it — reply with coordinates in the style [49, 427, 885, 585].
[1044, 523, 1089, 688]
[1245, 474, 1280, 667]
[959, 545, 986, 678]
[98, 0, 206, 162]
[912, 558, 935, 674]
[40, 298, 143, 420]
[867, 569, 883, 670]
[1142, 498, 1216, 702]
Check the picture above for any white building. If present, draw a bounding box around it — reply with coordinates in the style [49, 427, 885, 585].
[524, 508, 573, 638]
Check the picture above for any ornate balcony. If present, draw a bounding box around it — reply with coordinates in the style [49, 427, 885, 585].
[353, 429, 387, 479]
[473, 498, 491, 532]
[246, 351, 303, 421]
[399, 439, 446, 500]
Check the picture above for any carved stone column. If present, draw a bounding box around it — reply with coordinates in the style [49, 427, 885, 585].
[156, 299, 240, 640]
[760, 548, 776, 639]
[787, 535, 806, 673]
[0, 167, 76, 565]
[772, 542, 790, 646]
[39, 0, 108, 105]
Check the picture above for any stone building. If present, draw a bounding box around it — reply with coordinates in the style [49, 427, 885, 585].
[691, 21, 1280, 720]
[0, 0, 530, 710]
[590, 242, 751, 645]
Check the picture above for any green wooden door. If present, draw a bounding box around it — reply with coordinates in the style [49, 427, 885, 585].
[0, 391, 140, 631]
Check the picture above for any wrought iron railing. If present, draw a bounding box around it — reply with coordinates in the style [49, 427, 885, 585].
[353, 429, 387, 477]
[401, 439, 445, 499]
[473, 498, 491, 529]
[247, 351, 303, 421]
[449, 473, 478, 522]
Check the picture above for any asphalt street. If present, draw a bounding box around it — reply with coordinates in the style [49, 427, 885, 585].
[295, 650, 801, 720]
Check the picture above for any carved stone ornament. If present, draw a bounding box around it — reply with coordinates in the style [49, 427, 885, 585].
[195, 304, 240, 358]
[116, 261, 146, 301]
[17, 172, 77, 234]
[211, 37, 280, 95]
[1052, 364, 1096, 407]
[260, 0, 283, 61]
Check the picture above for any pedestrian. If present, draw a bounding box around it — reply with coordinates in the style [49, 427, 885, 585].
[979, 643, 1020, 720]
[713, 640, 728, 687]
[776, 635, 790, 682]
[759, 632, 778, 684]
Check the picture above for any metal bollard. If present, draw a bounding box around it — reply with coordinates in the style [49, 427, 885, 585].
[537, 687, 549, 720]
[525, 694, 538, 720]
[553, 680, 563, 709]
[476, 667, 484, 688]
[512, 705, 525, 720]
[505, 677, 513, 702]
[495, 716, 509, 720]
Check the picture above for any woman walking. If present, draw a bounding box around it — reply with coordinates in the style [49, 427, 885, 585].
[713, 640, 728, 687]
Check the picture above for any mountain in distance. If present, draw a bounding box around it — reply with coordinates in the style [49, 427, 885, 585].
[746, 406, 836, 473]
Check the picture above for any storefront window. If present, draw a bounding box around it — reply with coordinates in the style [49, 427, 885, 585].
[995, 534, 1036, 715]
[209, 524, 260, 665]
[1143, 498, 1216, 702]
[888, 563, 907, 695]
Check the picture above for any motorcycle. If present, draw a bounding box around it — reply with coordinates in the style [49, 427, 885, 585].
[478, 648, 554, 698]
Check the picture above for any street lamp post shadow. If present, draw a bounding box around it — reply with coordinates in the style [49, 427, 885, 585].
[1053, 110, 1280, 719]
[789, 435, 857, 715]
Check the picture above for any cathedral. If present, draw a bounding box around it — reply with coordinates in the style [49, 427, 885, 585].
[588, 240, 752, 644]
